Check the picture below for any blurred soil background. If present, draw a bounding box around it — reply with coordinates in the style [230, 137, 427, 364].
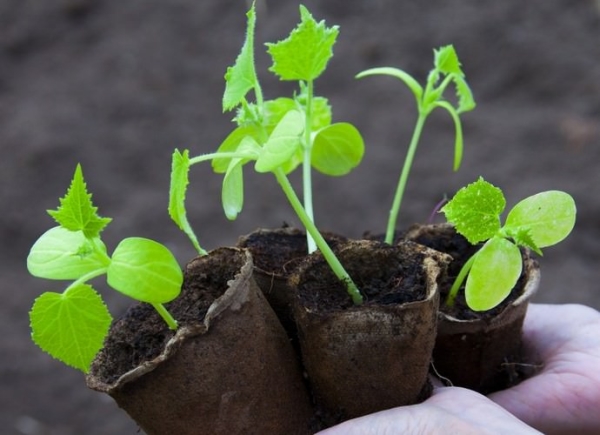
[1, 0, 599, 433]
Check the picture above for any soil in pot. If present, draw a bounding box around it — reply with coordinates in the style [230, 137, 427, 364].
[86, 247, 313, 435]
[405, 223, 541, 394]
[237, 226, 347, 342]
[290, 239, 449, 428]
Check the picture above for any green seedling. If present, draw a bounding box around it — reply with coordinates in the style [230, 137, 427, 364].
[357, 45, 476, 244]
[169, 3, 365, 304]
[441, 177, 576, 311]
[27, 164, 183, 372]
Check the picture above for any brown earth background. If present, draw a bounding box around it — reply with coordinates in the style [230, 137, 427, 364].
[1, 0, 599, 434]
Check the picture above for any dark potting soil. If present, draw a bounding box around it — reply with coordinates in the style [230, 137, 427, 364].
[239, 227, 348, 276]
[89, 249, 246, 385]
[407, 224, 534, 321]
[295, 240, 427, 312]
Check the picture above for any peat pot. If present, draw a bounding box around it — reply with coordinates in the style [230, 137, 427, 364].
[238, 227, 347, 341]
[290, 239, 450, 428]
[405, 223, 541, 393]
[86, 247, 313, 435]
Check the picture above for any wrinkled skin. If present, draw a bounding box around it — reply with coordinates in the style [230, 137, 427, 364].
[318, 304, 600, 435]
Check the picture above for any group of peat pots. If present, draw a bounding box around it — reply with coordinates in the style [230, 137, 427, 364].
[85, 222, 540, 435]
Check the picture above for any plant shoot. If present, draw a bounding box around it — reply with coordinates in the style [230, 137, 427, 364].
[357, 45, 476, 244]
[441, 177, 576, 311]
[28, 164, 183, 372]
[169, 3, 365, 304]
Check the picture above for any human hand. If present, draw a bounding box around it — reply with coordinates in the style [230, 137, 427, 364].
[489, 303, 600, 435]
[316, 386, 540, 434]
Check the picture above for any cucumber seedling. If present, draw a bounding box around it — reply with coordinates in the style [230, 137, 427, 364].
[441, 177, 576, 311]
[169, 3, 365, 304]
[357, 45, 476, 244]
[27, 164, 183, 372]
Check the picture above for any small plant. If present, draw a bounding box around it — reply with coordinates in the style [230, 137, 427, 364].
[441, 177, 576, 311]
[169, 3, 365, 304]
[27, 164, 183, 372]
[357, 45, 476, 244]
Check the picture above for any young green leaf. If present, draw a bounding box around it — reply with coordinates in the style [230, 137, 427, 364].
[29, 284, 112, 373]
[222, 158, 245, 220]
[505, 227, 542, 256]
[107, 237, 183, 304]
[255, 109, 304, 173]
[47, 164, 112, 238]
[434, 45, 463, 76]
[212, 126, 262, 173]
[311, 123, 365, 176]
[266, 5, 339, 81]
[27, 227, 109, 280]
[441, 177, 505, 244]
[465, 237, 523, 311]
[223, 3, 258, 111]
[505, 191, 576, 248]
[169, 149, 205, 255]
[453, 75, 476, 114]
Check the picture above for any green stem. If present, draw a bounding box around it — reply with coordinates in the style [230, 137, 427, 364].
[385, 111, 428, 244]
[302, 80, 317, 253]
[152, 303, 178, 330]
[273, 168, 363, 305]
[189, 151, 255, 166]
[445, 252, 476, 307]
[66, 267, 109, 291]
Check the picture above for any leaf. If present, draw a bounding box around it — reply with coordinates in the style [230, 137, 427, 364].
[263, 98, 297, 131]
[47, 164, 112, 238]
[506, 227, 542, 255]
[505, 191, 576, 248]
[465, 237, 523, 311]
[453, 75, 476, 114]
[266, 5, 339, 81]
[434, 45, 463, 76]
[29, 284, 113, 373]
[107, 237, 183, 304]
[212, 126, 261, 173]
[255, 109, 304, 173]
[222, 158, 244, 220]
[169, 149, 204, 254]
[311, 123, 365, 176]
[222, 3, 258, 111]
[27, 226, 108, 280]
[442, 177, 505, 244]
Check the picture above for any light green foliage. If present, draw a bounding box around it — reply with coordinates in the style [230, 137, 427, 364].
[222, 4, 258, 111]
[442, 177, 577, 311]
[107, 237, 183, 303]
[30, 284, 112, 373]
[311, 123, 364, 176]
[505, 191, 576, 248]
[266, 5, 339, 81]
[169, 3, 364, 304]
[169, 149, 206, 254]
[255, 109, 305, 173]
[28, 165, 183, 372]
[441, 177, 505, 244]
[357, 45, 476, 244]
[27, 227, 108, 280]
[47, 164, 112, 238]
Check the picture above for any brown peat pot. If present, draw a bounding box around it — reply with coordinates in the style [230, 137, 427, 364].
[289, 239, 450, 428]
[238, 227, 347, 341]
[405, 223, 541, 393]
[86, 247, 313, 435]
